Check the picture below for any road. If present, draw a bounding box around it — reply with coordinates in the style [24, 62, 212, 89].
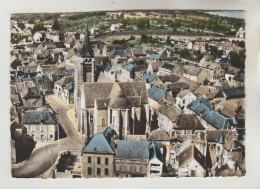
[11, 98, 83, 178]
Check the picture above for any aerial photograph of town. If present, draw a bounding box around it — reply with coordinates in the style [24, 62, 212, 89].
[10, 10, 246, 178]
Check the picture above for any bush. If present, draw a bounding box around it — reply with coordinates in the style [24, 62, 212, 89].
[11, 58, 22, 69]
[56, 151, 76, 172]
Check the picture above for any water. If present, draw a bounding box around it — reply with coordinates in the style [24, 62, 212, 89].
[205, 11, 245, 19]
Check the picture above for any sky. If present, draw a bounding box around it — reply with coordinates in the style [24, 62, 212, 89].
[205, 11, 245, 19]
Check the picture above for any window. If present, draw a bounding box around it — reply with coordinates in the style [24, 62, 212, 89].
[97, 157, 101, 165]
[88, 167, 92, 175]
[110, 109, 112, 124]
[97, 168, 101, 175]
[111, 71, 114, 74]
[88, 157, 91, 163]
[105, 168, 108, 175]
[151, 164, 160, 167]
[102, 119, 105, 126]
[105, 158, 108, 165]
[217, 146, 220, 152]
[90, 114, 94, 123]
[50, 134, 53, 139]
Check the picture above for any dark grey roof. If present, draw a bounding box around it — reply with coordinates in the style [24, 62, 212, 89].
[233, 73, 245, 82]
[221, 86, 245, 99]
[116, 140, 150, 160]
[22, 109, 58, 124]
[161, 62, 175, 70]
[122, 62, 141, 72]
[23, 86, 41, 99]
[187, 98, 233, 130]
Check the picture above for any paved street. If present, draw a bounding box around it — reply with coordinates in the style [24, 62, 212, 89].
[11, 98, 83, 178]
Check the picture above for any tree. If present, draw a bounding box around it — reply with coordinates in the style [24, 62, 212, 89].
[56, 151, 76, 172]
[52, 18, 60, 30]
[238, 40, 245, 48]
[11, 58, 22, 69]
[179, 48, 193, 60]
[44, 56, 55, 65]
[229, 50, 245, 71]
[18, 22, 25, 30]
[166, 36, 171, 45]
[32, 22, 46, 33]
[210, 46, 223, 59]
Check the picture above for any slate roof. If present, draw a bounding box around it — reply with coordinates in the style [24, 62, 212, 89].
[179, 144, 206, 169]
[142, 73, 157, 83]
[175, 114, 205, 130]
[148, 86, 166, 102]
[187, 98, 233, 130]
[221, 86, 245, 99]
[122, 62, 141, 72]
[148, 129, 170, 141]
[55, 75, 74, 87]
[31, 74, 53, 84]
[233, 72, 245, 82]
[116, 140, 150, 160]
[22, 109, 58, 124]
[64, 81, 75, 91]
[83, 81, 148, 108]
[83, 133, 114, 154]
[149, 142, 164, 163]
[23, 86, 41, 99]
[150, 53, 162, 60]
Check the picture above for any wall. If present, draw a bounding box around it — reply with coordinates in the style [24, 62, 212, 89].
[82, 153, 114, 178]
[24, 124, 56, 142]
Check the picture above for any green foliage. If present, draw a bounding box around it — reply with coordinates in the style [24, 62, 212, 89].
[238, 40, 245, 48]
[18, 22, 25, 30]
[56, 151, 76, 172]
[179, 48, 193, 60]
[11, 58, 22, 69]
[33, 22, 46, 33]
[11, 33, 24, 44]
[141, 34, 160, 44]
[44, 56, 55, 65]
[162, 164, 177, 177]
[229, 50, 246, 71]
[113, 38, 126, 45]
[120, 17, 150, 29]
[52, 18, 60, 30]
[68, 12, 106, 21]
[133, 59, 148, 68]
[209, 46, 224, 59]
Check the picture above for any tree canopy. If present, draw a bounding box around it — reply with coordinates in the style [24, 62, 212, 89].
[52, 18, 60, 30]
[229, 50, 246, 71]
[11, 58, 22, 69]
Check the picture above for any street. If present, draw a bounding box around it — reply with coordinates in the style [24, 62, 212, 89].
[11, 98, 83, 178]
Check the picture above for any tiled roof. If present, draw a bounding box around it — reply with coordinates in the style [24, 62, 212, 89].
[179, 144, 206, 169]
[148, 129, 170, 141]
[148, 86, 166, 102]
[176, 89, 190, 98]
[175, 114, 205, 130]
[202, 61, 220, 70]
[22, 109, 58, 124]
[157, 74, 180, 83]
[83, 81, 148, 108]
[55, 75, 74, 87]
[150, 53, 162, 60]
[150, 61, 165, 72]
[166, 82, 190, 90]
[159, 104, 180, 122]
[183, 65, 202, 76]
[116, 140, 150, 160]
